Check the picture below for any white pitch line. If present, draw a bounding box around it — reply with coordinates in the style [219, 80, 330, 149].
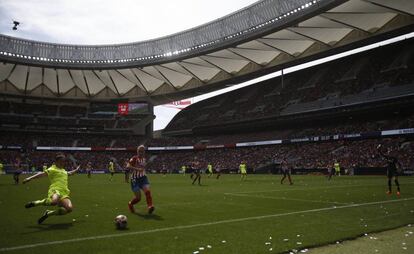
[225, 181, 414, 195]
[1, 197, 414, 252]
[225, 192, 350, 205]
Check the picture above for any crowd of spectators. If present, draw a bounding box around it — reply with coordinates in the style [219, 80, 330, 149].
[147, 137, 414, 173]
[1, 113, 413, 149]
[1, 136, 413, 174]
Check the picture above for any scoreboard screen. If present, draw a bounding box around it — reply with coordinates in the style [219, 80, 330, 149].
[117, 103, 149, 115]
[90, 102, 149, 115]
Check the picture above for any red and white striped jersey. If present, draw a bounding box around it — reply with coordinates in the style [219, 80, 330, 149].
[129, 155, 146, 179]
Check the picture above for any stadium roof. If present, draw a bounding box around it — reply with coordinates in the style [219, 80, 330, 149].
[0, 0, 413, 104]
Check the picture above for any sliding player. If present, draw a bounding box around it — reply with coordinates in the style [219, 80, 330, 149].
[127, 145, 155, 214]
[23, 153, 80, 224]
[377, 144, 402, 196]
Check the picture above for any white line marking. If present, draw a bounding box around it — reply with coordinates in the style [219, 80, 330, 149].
[225, 192, 350, 205]
[1, 197, 414, 252]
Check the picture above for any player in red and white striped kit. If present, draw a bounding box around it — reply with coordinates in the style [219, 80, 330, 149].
[127, 145, 155, 214]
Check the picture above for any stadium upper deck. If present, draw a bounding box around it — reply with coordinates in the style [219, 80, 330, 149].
[0, 0, 413, 103]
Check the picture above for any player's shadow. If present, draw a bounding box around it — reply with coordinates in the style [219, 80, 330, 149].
[135, 213, 163, 221]
[23, 222, 76, 234]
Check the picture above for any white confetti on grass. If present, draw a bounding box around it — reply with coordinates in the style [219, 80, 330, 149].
[199, 247, 204, 251]
[221, 240, 226, 243]
[300, 249, 309, 253]
[265, 242, 271, 245]
[206, 245, 212, 249]
[283, 239, 289, 242]
[296, 242, 302, 245]
[193, 251, 199, 254]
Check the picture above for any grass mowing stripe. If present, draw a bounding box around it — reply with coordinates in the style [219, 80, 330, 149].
[225, 181, 414, 195]
[225, 192, 350, 205]
[1, 197, 413, 252]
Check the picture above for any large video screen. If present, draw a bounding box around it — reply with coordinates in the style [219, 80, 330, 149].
[90, 102, 149, 115]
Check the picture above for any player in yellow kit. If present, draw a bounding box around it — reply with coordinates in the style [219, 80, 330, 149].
[109, 160, 115, 181]
[23, 153, 80, 224]
[334, 160, 340, 176]
[240, 161, 247, 181]
[207, 163, 213, 178]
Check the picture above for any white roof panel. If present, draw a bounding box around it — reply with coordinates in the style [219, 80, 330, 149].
[8, 65, 27, 90]
[43, 68, 58, 93]
[69, 70, 89, 95]
[179, 62, 220, 82]
[201, 55, 249, 74]
[229, 48, 280, 65]
[0, 63, 14, 81]
[108, 70, 136, 95]
[156, 66, 193, 88]
[83, 70, 105, 95]
[131, 68, 164, 92]
[289, 27, 353, 45]
[57, 69, 76, 94]
[258, 39, 314, 56]
[26, 66, 42, 91]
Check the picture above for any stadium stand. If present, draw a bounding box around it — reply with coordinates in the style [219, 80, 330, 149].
[164, 39, 414, 132]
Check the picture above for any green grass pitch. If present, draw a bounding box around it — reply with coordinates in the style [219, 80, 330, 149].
[0, 174, 413, 254]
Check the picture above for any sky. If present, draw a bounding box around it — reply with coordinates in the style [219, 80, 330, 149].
[0, 0, 258, 44]
[0, 0, 413, 131]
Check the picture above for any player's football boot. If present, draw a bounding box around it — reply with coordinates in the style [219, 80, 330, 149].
[396, 191, 401, 197]
[25, 201, 35, 208]
[128, 202, 135, 213]
[38, 210, 49, 224]
[386, 191, 392, 195]
[148, 206, 155, 214]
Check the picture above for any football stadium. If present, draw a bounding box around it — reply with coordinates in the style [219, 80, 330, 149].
[0, 0, 414, 253]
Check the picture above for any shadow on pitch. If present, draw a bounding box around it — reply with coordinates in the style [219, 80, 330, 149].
[23, 222, 77, 234]
[134, 213, 163, 221]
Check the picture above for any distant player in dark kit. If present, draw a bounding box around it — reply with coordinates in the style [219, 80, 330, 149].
[86, 161, 92, 178]
[127, 145, 155, 214]
[216, 164, 221, 179]
[377, 144, 402, 196]
[280, 159, 293, 185]
[327, 164, 333, 180]
[161, 164, 167, 176]
[13, 157, 22, 184]
[191, 157, 202, 185]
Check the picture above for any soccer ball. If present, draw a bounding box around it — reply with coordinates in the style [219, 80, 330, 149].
[114, 215, 128, 230]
